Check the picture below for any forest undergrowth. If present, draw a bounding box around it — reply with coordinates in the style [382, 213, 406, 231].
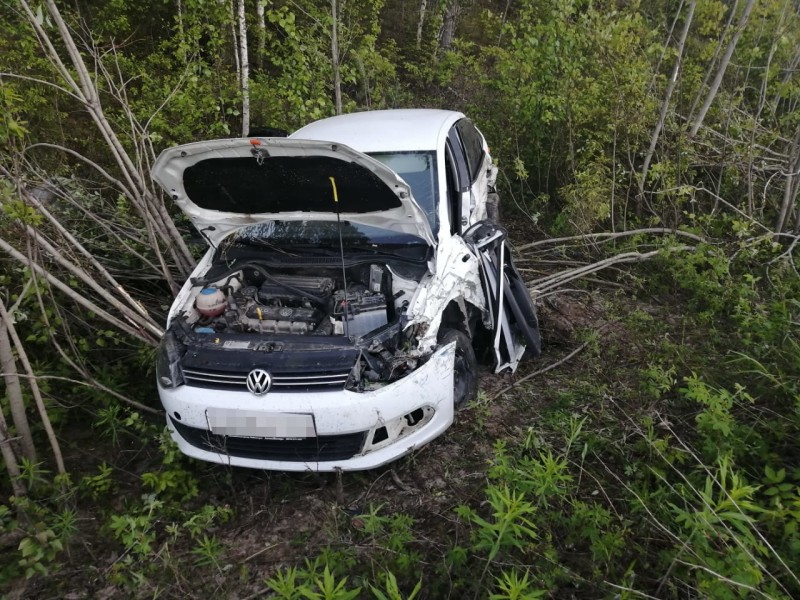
[2, 230, 798, 599]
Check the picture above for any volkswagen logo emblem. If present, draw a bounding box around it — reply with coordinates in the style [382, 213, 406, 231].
[246, 368, 272, 395]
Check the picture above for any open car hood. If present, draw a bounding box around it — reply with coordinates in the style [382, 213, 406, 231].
[151, 138, 435, 247]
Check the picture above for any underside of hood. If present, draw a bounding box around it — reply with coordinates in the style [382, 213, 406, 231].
[151, 138, 435, 246]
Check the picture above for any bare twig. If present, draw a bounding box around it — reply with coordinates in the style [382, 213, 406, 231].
[516, 228, 706, 251]
[0, 373, 162, 416]
[530, 247, 693, 295]
[491, 340, 593, 401]
[390, 469, 417, 494]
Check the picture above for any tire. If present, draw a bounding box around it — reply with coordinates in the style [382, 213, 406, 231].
[438, 328, 478, 409]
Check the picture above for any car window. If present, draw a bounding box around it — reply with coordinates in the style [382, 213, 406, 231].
[369, 151, 439, 233]
[455, 119, 486, 183]
[444, 142, 461, 235]
[446, 129, 470, 193]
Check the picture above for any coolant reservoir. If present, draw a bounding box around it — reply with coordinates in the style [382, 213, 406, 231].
[195, 287, 226, 317]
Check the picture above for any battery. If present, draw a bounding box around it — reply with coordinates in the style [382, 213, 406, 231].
[345, 307, 388, 339]
[337, 290, 388, 338]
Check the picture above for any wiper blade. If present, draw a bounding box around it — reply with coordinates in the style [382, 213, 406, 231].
[230, 240, 337, 254]
[341, 246, 428, 261]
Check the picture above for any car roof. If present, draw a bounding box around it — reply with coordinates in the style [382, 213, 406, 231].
[289, 109, 465, 153]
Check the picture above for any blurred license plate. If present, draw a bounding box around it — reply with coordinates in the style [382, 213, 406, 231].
[206, 409, 315, 439]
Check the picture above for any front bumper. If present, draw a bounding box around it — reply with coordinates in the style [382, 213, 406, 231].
[158, 344, 456, 471]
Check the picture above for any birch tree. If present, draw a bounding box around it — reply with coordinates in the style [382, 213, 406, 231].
[639, 0, 697, 201]
[256, 0, 267, 70]
[237, 0, 250, 136]
[331, 0, 342, 115]
[0, 315, 36, 463]
[775, 126, 800, 233]
[0, 406, 26, 498]
[689, 0, 757, 137]
[416, 0, 427, 49]
[0, 298, 64, 474]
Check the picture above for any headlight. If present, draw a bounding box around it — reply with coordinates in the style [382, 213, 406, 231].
[156, 331, 185, 388]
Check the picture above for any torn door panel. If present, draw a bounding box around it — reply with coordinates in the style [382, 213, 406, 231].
[464, 221, 541, 372]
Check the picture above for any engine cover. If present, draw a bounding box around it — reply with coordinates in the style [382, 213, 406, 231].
[258, 276, 334, 303]
[245, 304, 319, 324]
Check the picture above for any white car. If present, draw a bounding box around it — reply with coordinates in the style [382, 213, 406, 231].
[152, 109, 540, 471]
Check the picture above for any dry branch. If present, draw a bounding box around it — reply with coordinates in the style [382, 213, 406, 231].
[0, 315, 36, 463]
[529, 247, 693, 295]
[491, 340, 592, 401]
[0, 299, 65, 474]
[516, 228, 706, 251]
[0, 236, 159, 345]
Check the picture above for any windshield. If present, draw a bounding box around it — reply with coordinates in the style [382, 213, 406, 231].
[369, 151, 438, 232]
[229, 220, 428, 248]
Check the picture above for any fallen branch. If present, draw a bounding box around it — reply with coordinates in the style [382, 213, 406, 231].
[491, 340, 591, 401]
[0, 373, 162, 416]
[530, 247, 693, 295]
[516, 228, 706, 252]
[0, 236, 160, 345]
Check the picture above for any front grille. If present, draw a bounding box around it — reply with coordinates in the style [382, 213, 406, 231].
[182, 367, 351, 391]
[169, 417, 365, 462]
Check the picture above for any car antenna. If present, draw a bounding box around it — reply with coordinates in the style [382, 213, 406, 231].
[329, 176, 349, 337]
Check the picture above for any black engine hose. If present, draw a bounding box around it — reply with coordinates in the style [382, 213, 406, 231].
[192, 262, 328, 307]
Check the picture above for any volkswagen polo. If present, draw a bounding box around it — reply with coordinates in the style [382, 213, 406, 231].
[152, 109, 540, 471]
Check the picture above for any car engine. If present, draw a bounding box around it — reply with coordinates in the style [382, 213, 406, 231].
[189, 267, 394, 340]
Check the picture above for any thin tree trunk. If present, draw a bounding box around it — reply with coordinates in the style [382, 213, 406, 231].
[689, 0, 756, 137]
[747, 1, 787, 216]
[176, 0, 185, 50]
[256, 0, 266, 70]
[439, 0, 459, 50]
[646, 0, 685, 99]
[237, 0, 250, 136]
[0, 299, 65, 474]
[331, 0, 342, 115]
[497, 0, 512, 44]
[686, 0, 740, 122]
[230, 0, 241, 89]
[639, 0, 697, 199]
[0, 407, 26, 498]
[775, 126, 800, 234]
[0, 319, 36, 463]
[416, 0, 427, 49]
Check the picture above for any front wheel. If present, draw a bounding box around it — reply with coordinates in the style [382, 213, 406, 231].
[438, 328, 478, 409]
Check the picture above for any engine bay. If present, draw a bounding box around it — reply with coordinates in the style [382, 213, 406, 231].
[182, 262, 417, 341]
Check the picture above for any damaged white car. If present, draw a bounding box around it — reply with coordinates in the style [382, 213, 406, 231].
[152, 109, 540, 471]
